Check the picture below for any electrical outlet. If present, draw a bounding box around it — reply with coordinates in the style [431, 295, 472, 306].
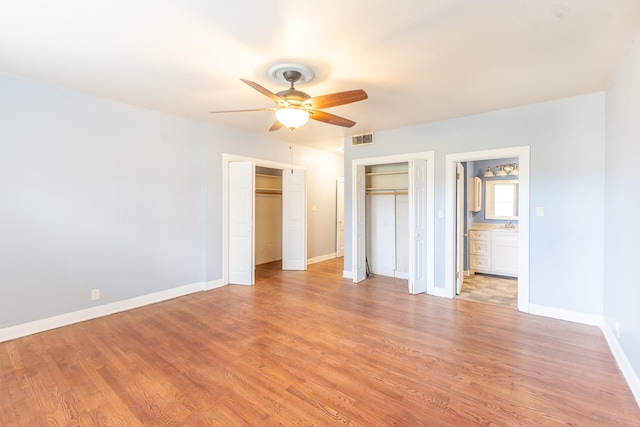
[91, 289, 100, 301]
[615, 321, 620, 338]
[536, 207, 544, 216]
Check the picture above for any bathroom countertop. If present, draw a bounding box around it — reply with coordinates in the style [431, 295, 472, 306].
[470, 223, 518, 232]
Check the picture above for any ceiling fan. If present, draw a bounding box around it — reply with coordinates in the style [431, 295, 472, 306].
[209, 69, 368, 131]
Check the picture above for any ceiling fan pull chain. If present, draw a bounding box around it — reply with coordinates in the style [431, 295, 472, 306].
[290, 145, 294, 173]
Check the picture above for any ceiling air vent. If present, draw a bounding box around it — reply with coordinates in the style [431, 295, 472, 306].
[351, 133, 374, 146]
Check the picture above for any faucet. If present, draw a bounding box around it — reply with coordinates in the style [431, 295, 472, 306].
[505, 221, 514, 229]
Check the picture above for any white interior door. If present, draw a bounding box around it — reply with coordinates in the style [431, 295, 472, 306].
[408, 159, 427, 294]
[456, 163, 465, 294]
[282, 169, 306, 270]
[336, 178, 345, 257]
[229, 161, 255, 285]
[353, 164, 367, 282]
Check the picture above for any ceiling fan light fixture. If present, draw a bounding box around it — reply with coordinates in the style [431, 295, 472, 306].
[275, 108, 309, 130]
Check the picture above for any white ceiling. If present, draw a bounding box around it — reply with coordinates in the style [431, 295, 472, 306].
[2, 1, 640, 152]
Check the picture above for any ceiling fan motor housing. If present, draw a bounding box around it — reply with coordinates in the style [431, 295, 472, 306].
[276, 89, 310, 106]
[283, 70, 302, 84]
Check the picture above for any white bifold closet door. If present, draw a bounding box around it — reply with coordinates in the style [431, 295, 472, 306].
[408, 159, 427, 294]
[282, 169, 307, 271]
[229, 161, 255, 285]
[353, 164, 367, 283]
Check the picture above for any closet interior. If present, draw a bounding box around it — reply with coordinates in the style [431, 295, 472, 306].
[255, 166, 282, 266]
[365, 162, 409, 279]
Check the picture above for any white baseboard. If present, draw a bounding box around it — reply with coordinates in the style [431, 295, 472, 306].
[204, 278, 226, 291]
[343, 270, 353, 279]
[528, 304, 603, 326]
[431, 286, 450, 298]
[0, 281, 206, 343]
[601, 320, 640, 407]
[307, 252, 337, 265]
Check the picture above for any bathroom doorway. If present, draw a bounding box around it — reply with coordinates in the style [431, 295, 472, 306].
[445, 146, 530, 312]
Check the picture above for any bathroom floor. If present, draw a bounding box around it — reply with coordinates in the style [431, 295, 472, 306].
[458, 273, 517, 308]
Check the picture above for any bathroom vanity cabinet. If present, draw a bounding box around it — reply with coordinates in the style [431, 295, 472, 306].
[469, 228, 518, 277]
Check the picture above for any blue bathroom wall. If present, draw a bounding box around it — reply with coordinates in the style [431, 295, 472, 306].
[472, 157, 519, 225]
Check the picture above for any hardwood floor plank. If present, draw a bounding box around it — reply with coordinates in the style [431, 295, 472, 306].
[1, 258, 639, 425]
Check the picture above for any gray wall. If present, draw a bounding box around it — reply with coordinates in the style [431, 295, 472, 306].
[344, 93, 606, 315]
[604, 32, 640, 379]
[0, 74, 343, 328]
[0, 75, 204, 327]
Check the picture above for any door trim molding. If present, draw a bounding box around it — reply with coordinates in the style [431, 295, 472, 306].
[222, 153, 306, 285]
[444, 146, 530, 312]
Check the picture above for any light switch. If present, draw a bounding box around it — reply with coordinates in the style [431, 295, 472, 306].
[312, 205, 317, 212]
[536, 207, 544, 216]
[438, 209, 444, 219]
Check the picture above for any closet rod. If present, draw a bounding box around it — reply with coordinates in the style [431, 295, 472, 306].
[366, 191, 408, 196]
[256, 189, 282, 195]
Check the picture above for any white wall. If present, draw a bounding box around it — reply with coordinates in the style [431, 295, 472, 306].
[0, 75, 204, 328]
[604, 31, 640, 383]
[344, 93, 606, 315]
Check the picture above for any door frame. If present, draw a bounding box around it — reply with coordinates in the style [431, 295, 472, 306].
[444, 146, 530, 312]
[456, 162, 465, 295]
[351, 151, 435, 294]
[336, 177, 345, 257]
[222, 153, 306, 285]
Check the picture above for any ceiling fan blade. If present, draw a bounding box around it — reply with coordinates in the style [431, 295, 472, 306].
[308, 109, 356, 128]
[269, 120, 284, 131]
[240, 78, 289, 106]
[209, 108, 275, 114]
[304, 89, 368, 109]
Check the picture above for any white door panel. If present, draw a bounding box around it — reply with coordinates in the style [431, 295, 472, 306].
[336, 178, 345, 257]
[282, 169, 306, 270]
[229, 161, 254, 285]
[353, 164, 367, 282]
[409, 159, 427, 294]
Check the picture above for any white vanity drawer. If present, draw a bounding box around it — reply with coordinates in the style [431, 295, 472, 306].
[470, 255, 490, 271]
[469, 229, 490, 241]
[470, 241, 489, 255]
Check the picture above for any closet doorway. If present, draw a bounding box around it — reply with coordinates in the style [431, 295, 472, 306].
[365, 163, 410, 280]
[255, 167, 283, 266]
[224, 154, 306, 286]
[352, 152, 434, 294]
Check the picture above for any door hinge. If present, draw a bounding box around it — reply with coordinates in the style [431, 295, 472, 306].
[456, 271, 460, 279]
[456, 173, 460, 179]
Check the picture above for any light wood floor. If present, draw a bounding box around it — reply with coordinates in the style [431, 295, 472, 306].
[1, 258, 639, 426]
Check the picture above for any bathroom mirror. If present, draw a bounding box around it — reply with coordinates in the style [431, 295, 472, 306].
[485, 179, 519, 220]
